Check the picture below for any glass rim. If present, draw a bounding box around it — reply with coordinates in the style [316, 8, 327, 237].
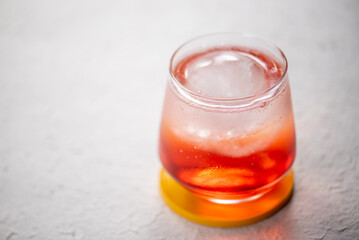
[168, 32, 289, 109]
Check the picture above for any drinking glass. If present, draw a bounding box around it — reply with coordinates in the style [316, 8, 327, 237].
[158, 33, 296, 226]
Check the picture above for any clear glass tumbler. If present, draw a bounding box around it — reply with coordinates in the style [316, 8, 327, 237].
[158, 33, 296, 204]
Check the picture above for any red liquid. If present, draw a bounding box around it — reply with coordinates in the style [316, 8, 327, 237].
[159, 47, 296, 198]
[159, 115, 295, 198]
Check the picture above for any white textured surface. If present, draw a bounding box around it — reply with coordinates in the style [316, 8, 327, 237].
[0, 0, 358, 239]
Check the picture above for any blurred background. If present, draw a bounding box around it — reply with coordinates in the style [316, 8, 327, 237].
[0, 0, 358, 239]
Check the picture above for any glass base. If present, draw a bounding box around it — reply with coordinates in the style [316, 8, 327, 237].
[159, 168, 294, 227]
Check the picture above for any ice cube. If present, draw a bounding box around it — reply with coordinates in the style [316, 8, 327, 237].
[183, 50, 269, 98]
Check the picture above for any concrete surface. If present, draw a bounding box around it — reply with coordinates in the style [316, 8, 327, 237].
[0, 0, 358, 239]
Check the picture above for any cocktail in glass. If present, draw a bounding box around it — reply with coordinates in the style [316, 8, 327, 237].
[158, 33, 296, 227]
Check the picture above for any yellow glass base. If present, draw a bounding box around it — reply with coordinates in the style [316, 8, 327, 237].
[159, 169, 294, 227]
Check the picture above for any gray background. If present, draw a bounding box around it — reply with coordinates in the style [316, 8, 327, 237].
[0, 0, 358, 239]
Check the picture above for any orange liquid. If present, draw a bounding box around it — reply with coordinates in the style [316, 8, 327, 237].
[159, 48, 296, 199]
